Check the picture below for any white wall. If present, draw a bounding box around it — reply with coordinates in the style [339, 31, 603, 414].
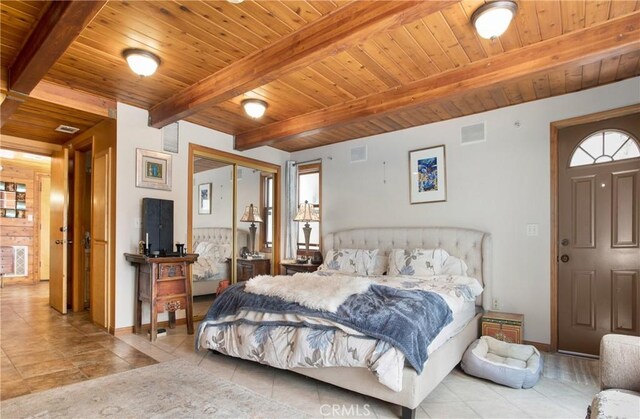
[115, 104, 289, 328]
[290, 77, 640, 344]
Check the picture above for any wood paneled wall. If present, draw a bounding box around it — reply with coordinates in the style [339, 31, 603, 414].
[0, 157, 50, 283]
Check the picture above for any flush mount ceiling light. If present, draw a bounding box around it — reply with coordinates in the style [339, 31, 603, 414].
[471, 1, 518, 40]
[227, 0, 244, 3]
[122, 49, 161, 76]
[241, 99, 268, 119]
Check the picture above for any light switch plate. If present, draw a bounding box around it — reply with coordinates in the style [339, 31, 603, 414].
[526, 223, 539, 236]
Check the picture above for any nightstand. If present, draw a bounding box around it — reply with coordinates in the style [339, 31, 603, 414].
[280, 262, 320, 275]
[482, 311, 524, 344]
[235, 258, 271, 282]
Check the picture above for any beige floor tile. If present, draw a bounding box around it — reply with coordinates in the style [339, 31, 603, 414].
[510, 396, 577, 418]
[14, 358, 76, 379]
[532, 377, 584, 398]
[9, 349, 65, 367]
[465, 399, 532, 418]
[79, 357, 133, 379]
[443, 380, 504, 402]
[552, 395, 593, 417]
[198, 351, 238, 381]
[423, 382, 462, 403]
[231, 360, 275, 397]
[24, 369, 87, 393]
[421, 401, 480, 418]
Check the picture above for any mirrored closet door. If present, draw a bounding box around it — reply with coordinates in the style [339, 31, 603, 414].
[188, 144, 280, 301]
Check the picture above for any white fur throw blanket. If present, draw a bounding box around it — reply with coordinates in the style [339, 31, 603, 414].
[245, 273, 372, 313]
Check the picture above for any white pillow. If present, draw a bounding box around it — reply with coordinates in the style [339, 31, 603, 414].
[387, 248, 450, 277]
[441, 256, 469, 276]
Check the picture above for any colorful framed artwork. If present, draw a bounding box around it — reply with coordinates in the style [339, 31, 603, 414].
[409, 145, 447, 204]
[198, 183, 212, 214]
[136, 148, 172, 191]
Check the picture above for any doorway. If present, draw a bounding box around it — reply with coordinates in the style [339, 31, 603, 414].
[554, 111, 639, 356]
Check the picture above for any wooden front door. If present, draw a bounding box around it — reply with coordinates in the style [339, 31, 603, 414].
[49, 148, 70, 314]
[558, 113, 640, 356]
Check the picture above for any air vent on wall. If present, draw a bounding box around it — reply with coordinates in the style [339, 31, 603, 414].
[460, 122, 486, 145]
[55, 124, 80, 134]
[350, 145, 367, 163]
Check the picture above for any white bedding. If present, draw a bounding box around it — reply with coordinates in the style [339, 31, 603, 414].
[197, 272, 483, 391]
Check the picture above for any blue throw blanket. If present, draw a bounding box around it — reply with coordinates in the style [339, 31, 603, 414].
[198, 283, 453, 373]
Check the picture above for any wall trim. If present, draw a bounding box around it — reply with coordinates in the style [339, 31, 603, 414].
[114, 318, 189, 336]
[523, 340, 551, 353]
[549, 103, 640, 353]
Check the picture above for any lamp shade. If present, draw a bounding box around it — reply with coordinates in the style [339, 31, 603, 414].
[241, 99, 268, 118]
[240, 203, 263, 223]
[293, 200, 320, 223]
[471, 1, 518, 40]
[122, 49, 160, 76]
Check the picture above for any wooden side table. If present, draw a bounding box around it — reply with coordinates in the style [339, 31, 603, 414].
[280, 262, 320, 275]
[481, 311, 524, 344]
[235, 258, 271, 282]
[125, 253, 198, 341]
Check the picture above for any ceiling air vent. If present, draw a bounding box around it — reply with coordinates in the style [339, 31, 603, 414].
[55, 124, 80, 134]
[460, 122, 486, 145]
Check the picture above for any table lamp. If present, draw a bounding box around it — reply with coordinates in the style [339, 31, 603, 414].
[240, 203, 263, 255]
[293, 200, 320, 263]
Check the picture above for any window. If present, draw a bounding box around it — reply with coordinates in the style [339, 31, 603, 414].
[259, 173, 273, 251]
[297, 163, 321, 254]
[570, 130, 640, 167]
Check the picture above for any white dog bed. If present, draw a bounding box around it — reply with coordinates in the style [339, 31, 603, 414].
[461, 336, 543, 389]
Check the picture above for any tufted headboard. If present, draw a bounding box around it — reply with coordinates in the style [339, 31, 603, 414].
[323, 227, 492, 310]
[193, 227, 249, 249]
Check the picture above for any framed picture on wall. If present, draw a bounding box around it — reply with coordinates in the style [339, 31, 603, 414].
[198, 183, 212, 214]
[409, 145, 447, 204]
[136, 148, 172, 191]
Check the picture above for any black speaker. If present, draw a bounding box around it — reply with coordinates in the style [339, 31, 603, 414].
[142, 198, 174, 255]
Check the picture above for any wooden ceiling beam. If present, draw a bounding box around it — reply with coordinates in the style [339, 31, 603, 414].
[29, 81, 116, 119]
[9, 1, 107, 94]
[148, 0, 457, 129]
[235, 13, 640, 150]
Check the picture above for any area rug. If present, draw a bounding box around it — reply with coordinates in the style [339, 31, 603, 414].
[542, 352, 599, 387]
[1, 359, 309, 418]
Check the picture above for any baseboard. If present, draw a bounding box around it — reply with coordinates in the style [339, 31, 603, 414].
[114, 318, 189, 336]
[524, 340, 551, 352]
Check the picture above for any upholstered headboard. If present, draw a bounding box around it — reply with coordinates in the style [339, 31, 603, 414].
[323, 227, 492, 310]
[193, 227, 249, 249]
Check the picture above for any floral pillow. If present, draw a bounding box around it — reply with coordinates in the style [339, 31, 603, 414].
[321, 249, 358, 274]
[387, 248, 450, 277]
[321, 249, 386, 276]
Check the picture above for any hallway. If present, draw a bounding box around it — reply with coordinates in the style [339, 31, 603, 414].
[1, 282, 156, 400]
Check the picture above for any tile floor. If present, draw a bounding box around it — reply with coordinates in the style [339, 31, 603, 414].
[1, 282, 598, 418]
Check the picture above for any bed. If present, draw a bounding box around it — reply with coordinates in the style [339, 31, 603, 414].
[191, 228, 248, 296]
[197, 227, 492, 418]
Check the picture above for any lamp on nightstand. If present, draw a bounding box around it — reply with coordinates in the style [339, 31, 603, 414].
[293, 200, 320, 263]
[240, 203, 263, 255]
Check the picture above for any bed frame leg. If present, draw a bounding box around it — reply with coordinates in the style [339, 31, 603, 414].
[401, 406, 416, 419]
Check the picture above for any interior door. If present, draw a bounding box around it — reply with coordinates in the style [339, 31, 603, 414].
[558, 113, 640, 355]
[39, 175, 51, 281]
[49, 148, 69, 314]
[90, 148, 110, 327]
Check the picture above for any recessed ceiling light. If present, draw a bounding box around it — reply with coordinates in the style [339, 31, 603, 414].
[55, 124, 80, 134]
[471, 1, 518, 40]
[227, 0, 244, 3]
[241, 99, 268, 119]
[122, 48, 161, 77]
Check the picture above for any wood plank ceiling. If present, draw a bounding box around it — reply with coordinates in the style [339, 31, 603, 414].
[1, 0, 639, 152]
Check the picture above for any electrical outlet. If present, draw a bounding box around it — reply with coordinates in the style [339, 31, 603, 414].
[492, 298, 499, 310]
[526, 223, 539, 236]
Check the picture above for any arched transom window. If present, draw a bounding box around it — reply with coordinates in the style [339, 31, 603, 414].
[570, 130, 640, 167]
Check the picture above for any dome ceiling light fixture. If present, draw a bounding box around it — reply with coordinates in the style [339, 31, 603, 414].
[227, 0, 244, 3]
[471, 1, 518, 40]
[242, 99, 268, 119]
[122, 49, 161, 77]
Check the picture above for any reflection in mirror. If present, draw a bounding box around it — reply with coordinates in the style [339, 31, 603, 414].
[191, 157, 235, 297]
[237, 165, 273, 280]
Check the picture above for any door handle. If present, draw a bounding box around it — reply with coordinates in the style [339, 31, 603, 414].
[560, 254, 570, 263]
[55, 240, 62, 244]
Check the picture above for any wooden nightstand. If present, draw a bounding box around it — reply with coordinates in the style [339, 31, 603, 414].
[236, 258, 271, 282]
[280, 262, 320, 275]
[482, 311, 524, 344]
